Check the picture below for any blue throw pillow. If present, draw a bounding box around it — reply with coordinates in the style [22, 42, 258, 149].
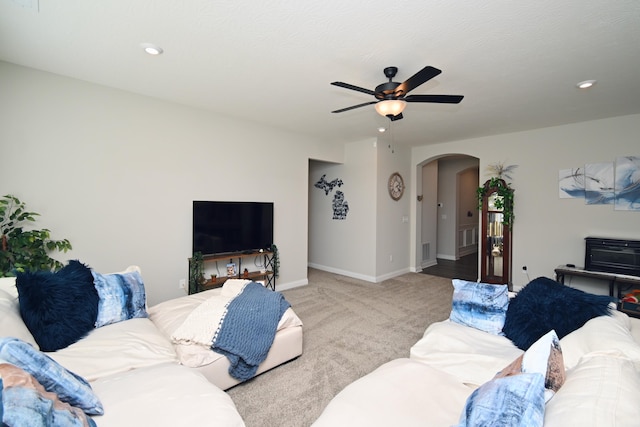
[503, 276, 614, 350]
[16, 260, 99, 352]
[449, 279, 509, 335]
[0, 363, 98, 427]
[0, 337, 103, 415]
[456, 373, 545, 427]
[92, 269, 148, 328]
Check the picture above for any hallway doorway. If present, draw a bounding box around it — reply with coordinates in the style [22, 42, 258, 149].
[421, 253, 477, 281]
[417, 155, 479, 281]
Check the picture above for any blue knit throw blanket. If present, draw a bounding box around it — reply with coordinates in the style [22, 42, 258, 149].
[211, 282, 291, 381]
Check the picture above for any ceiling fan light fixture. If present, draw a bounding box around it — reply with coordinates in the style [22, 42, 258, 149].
[375, 100, 406, 118]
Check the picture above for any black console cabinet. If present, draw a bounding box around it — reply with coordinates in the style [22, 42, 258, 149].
[585, 237, 640, 277]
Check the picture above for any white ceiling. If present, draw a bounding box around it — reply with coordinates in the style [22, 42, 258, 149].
[1, 0, 639, 147]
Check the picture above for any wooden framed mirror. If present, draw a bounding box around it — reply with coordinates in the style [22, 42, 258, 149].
[479, 178, 513, 288]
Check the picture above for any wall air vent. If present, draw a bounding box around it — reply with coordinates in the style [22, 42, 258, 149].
[422, 242, 431, 262]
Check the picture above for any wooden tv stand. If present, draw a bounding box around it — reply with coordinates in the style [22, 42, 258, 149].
[189, 250, 276, 293]
[554, 264, 640, 298]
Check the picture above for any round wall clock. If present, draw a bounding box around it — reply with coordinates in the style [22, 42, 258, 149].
[388, 172, 405, 201]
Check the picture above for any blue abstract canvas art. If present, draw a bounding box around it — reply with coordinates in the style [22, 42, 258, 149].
[585, 162, 615, 205]
[558, 168, 585, 199]
[614, 156, 640, 211]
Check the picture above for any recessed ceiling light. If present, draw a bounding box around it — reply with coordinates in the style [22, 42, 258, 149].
[576, 80, 596, 89]
[140, 43, 163, 55]
[377, 127, 386, 133]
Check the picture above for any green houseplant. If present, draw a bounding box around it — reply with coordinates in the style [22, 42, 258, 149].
[188, 251, 205, 294]
[270, 244, 280, 278]
[0, 194, 72, 276]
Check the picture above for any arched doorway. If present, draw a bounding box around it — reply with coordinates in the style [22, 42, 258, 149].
[417, 155, 479, 281]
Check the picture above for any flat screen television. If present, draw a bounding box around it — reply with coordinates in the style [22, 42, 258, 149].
[192, 201, 274, 255]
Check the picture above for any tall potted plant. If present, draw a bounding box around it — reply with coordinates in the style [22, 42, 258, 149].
[0, 195, 72, 276]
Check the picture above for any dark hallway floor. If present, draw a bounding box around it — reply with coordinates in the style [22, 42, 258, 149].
[420, 253, 478, 281]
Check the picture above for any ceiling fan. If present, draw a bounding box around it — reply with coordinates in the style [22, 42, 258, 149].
[331, 66, 463, 121]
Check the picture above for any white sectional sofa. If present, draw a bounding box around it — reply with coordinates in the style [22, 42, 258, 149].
[0, 267, 302, 426]
[0, 276, 246, 426]
[148, 282, 303, 391]
[313, 278, 640, 427]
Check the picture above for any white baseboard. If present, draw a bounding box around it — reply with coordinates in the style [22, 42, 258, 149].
[421, 259, 437, 269]
[274, 277, 308, 291]
[308, 263, 410, 283]
[375, 268, 411, 282]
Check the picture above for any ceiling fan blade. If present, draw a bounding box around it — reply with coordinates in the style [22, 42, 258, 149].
[331, 101, 377, 113]
[331, 81, 376, 96]
[405, 94, 464, 104]
[389, 113, 403, 121]
[395, 66, 441, 96]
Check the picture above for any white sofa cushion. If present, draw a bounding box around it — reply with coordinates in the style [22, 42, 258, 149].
[559, 310, 640, 370]
[410, 320, 523, 387]
[544, 351, 640, 427]
[148, 285, 302, 368]
[0, 288, 39, 349]
[0, 276, 18, 298]
[90, 362, 245, 427]
[312, 358, 473, 427]
[48, 317, 178, 381]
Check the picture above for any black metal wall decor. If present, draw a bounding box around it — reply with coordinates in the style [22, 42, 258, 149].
[332, 191, 349, 220]
[314, 174, 343, 195]
[314, 174, 349, 220]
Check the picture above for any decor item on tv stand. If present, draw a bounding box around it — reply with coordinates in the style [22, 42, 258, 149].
[477, 163, 516, 289]
[0, 194, 73, 277]
[188, 251, 206, 294]
[187, 249, 277, 294]
[270, 243, 280, 278]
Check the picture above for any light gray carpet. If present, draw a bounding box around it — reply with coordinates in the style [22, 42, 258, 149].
[226, 268, 454, 427]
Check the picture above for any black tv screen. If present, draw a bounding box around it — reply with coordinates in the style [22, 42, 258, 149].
[192, 201, 274, 255]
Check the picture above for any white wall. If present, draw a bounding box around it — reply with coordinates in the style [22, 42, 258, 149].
[308, 140, 378, 280]
[0, 61, 343, 305]
[435, 157, 479, 259]
[411, 114, 640, 294]
[308, 137, 411, 282]
[420, 161, 438, 268]
[3, 61, 639, 299]
[457, 165, 480, 258]
[375, 139, 411, 279]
